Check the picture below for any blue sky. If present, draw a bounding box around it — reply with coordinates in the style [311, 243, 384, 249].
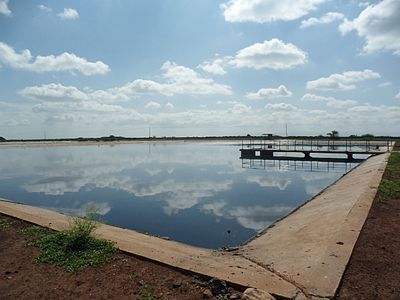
[0, 0, 399, 138]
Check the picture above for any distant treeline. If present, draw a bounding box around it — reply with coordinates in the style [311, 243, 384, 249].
[1, 134, 399, 143]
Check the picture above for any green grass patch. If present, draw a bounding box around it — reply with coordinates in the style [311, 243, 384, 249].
[20, 225, 47, 238]
[0, 219, 13, 229]
[377, 150, 400, 203]
[388, 152, 400, 164]
[33, 213, 116, 273]
[139, 292, 157, 300]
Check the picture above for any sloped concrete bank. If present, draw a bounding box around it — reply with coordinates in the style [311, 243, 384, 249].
[0, 153, 389, 299]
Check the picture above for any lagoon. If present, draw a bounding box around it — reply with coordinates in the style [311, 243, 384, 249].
[0, 142, 358, 249]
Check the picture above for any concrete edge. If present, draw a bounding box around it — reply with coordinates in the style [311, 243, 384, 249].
[0, 198, 300, 299]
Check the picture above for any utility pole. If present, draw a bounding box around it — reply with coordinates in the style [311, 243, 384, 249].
[148, 127, 151, 139]
[285, 123, 288, 138]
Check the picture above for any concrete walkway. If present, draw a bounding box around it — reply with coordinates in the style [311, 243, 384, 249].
[0, 153, 389, 299]
[239, 153, 389, 298]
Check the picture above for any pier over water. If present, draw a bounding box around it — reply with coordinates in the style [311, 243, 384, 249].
[240, 138, 392, 162]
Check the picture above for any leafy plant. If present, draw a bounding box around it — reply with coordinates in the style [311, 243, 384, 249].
[33, 212, 116, 273]
[140, 292, 157, 300]
[139, 279, 149, 288]
[20, 225, 47, 238]
[0, 219, 13, 229]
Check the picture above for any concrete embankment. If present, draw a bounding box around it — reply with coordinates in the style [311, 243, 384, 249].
[0, 153, 389, 299]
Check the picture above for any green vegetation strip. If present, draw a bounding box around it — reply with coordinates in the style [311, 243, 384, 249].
[0, 218, 13, 228]
[377, 149, 400, 203]
[30, 214, 116, 273]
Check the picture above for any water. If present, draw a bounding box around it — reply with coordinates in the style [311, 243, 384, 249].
[0, 142, 359, 249]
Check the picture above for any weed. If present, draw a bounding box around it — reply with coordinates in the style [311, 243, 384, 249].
[33, 212, 116, 273]
[140, 292, 157, 300]
[0, 219, 13, 229]
[20, 226, 47, 238]
[65, 213, 98, 251]
[128, 274, 136, 281]
[216, 294, 229, 300]
[138, 279, 149, 289]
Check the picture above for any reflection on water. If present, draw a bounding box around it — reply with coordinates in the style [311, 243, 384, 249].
[0, 142, 356, 249]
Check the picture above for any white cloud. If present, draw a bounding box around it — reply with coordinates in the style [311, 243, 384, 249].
[378, 81, 391, 87]
[306, 69, 380, 91]
[228, 206, 293, 230]
[198, 57, 227, 75]
[58, 8, 79, 20]
[300, 12, 344, 28]
[20, 62, 232, 102]
[247, 175, 291, 190]
[38, 4, 52, 12]
[0, 42, 110, 75]
[265, 103, 297, 111]
[105, 62, 231, 96]
[165, 102, 174, 109]
[246, 85, 292, 100]
[395, 91, 400, 100]
[229, 103, 252, 114]
[339, 0, 400, 55]
[231, 39, 307, 70]
[359, 2, 370, 8]
[0, 0, 11, 16]
[221, 0, 328, 23]
[302, 93, 357, 108]
[145, 101, 161, 109]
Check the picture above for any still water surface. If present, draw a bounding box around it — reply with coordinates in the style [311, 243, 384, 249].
[0, 142, 358, 248]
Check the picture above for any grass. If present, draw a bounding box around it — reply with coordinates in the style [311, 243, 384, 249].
[33, 213, 116, 273]
[20, 225, 47, 238]
[0, 218, 13, 229]
[139, 292, 157, 300]
[377, 145, 400, 203]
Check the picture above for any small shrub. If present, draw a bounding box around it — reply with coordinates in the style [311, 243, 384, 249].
[65, 213, 98, 251]
[33, 212, 116, 273]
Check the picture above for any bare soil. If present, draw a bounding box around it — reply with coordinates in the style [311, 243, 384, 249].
[0, 214, 242, 300]
[336, 147, 400, 300]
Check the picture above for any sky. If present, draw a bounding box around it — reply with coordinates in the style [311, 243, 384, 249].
[0, 0, 399, 139]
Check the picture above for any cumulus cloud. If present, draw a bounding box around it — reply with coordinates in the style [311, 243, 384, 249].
[165, 102, 174, 109]
[229, 103, 251, 114]
[306, 69, 380, 91]
[300, 12, 344, 28]
[231, 39, 307, 70]
[198, 57, 227, 75]
[247, 175, 291, 190]
[302, 93, 357, 108]
[221, 0, 328, 23]
[20, 62, 232, 102]
[145, 101, 161, 109]
[228, 205, 293, 230]
[38, 4, 52, 12]
[58, 8, 79, 20]
[199, 39, 307, 74]
[0, 0, 10, 15]
[339, 0, 400, 55]
[265, 103, 297, 111]
[0, 42, 110, 75]
[378, 81, 391, 87]
[246, 85, 292, 100]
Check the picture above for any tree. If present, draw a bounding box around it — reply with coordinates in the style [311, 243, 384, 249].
[327, 130, 339, 139]
[0, 136, 6, 142]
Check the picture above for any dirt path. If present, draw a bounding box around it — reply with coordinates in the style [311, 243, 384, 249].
[336, 145, 400, 300]
[0, 214, 242, 300]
